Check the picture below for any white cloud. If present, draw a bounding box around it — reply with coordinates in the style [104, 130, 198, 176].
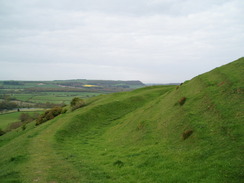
[0, 0, 243, 83]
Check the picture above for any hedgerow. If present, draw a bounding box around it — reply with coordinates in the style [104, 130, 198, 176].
[36, 107, 63, 125]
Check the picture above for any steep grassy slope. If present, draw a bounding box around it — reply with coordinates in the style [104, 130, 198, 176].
[0, 58, 243, 183]
[53, 58, 243, 183]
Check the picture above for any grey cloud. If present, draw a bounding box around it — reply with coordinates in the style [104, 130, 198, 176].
[0, 0, 243, 82]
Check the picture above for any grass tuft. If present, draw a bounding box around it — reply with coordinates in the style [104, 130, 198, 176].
[182, 129, 193, 140]
[178, 97, 187, 105]
[113, 160, 124, 168]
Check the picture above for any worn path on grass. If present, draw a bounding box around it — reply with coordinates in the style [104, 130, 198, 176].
[21, 114, 83, 183]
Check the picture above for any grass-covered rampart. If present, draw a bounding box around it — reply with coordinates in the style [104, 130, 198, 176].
[0, 58, 243, 182]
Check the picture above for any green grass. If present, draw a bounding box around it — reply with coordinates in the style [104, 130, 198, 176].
[12, 92, 102, 104]
[12, 94, 34, 101]
[0, 57, 243, 183]
[0, 111, 43, 130]
[0, 112, 21, 129]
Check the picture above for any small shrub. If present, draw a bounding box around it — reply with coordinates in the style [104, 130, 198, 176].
[70, 97, 86, 111]
[182, 129, 193, 140]
[20, 112, 39, 123]
[22, 124, 26, 131]
[19, 113, 31, 123]
[178, 97, 187, 106]
[5, 122, 22, 132]
[61, 108, 68, 114]
[36, 107, 63, 125]
[0, 129, 5, 136]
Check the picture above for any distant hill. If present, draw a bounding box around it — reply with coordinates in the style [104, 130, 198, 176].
[0, 79, 145, 91]
[0, 57, 243, 182]
[145, 82, 180, 86]
[0, 79, 145, 110]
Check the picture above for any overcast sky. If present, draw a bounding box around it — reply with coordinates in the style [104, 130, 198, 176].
[0, 0, 243, 83]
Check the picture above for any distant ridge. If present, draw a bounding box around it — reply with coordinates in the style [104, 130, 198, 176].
[145, 82, 180, 86]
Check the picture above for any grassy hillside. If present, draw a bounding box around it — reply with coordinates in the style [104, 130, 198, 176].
[0, 58, 243, 183]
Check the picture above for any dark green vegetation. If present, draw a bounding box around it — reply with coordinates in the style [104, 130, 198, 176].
[35, 107, 64, 126]
[70, 97, 86, 111]
[0, 58, 243, 182]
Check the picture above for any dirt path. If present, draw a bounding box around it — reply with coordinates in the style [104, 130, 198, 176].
[21, 115, 81, 183]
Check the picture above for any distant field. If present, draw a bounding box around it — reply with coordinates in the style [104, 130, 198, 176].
[0, 110, 43, 130]
[12, 92, 102, 104]
[0, 80, 144, 109]
[0, 82, 63, 89]
[0, 80, 144, 90]
[0, 112, 20, 129]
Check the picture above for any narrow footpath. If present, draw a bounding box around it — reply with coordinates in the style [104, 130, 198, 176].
[21, 115, 82, 183]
